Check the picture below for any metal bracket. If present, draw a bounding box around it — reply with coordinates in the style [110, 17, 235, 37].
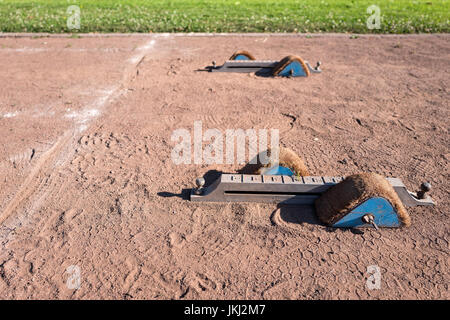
[386, 177, 434, 207]
[190, 174, 434, 207]
[305, 61, 322, 74]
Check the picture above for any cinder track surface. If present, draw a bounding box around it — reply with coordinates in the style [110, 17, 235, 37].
[0, 34, 448, 299]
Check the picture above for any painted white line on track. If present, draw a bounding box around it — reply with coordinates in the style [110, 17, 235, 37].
[0, 47, 126, 53]
[2, 112, 18, 118]
[128, 39, 156, 64]
[0, 33, 448, 39]
[0, 37, 158, 239]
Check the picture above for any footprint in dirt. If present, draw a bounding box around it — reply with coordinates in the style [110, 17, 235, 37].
[168, 204, 251, 260]
[168, 232, 185, 249]
[167, 207, 203, 250]
[186, 272, 217, 295]
[261, 281, 297, 299]
[199, 204, 248, 258]
[123, 255, 141, 293]
[152, 268, 189, 299]
[270, 205, 320, 229]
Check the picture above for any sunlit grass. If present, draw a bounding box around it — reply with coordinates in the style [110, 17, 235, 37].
[0, 0, 448, 33]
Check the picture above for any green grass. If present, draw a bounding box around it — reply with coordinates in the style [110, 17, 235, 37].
[0, 0, 448, 33]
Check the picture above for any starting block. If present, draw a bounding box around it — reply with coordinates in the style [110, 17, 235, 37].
[206, 51, 322, 77]
[190, 173, 434, 229]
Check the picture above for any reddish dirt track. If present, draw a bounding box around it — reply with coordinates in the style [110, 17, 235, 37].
[0, 34, 448, 299]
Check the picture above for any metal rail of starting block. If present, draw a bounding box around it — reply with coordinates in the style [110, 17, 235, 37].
[190, 174, 434, 207]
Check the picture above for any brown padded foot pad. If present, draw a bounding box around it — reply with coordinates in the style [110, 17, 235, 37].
[256, 147, 309, 176]
[229, 50, 256, 60]
[315, 172, 411, 227]
[272, 55, 310, 77]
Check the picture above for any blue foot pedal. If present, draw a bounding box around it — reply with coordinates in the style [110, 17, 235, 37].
[272, 55, 310, 77]
[332, 197, 401, 228]
[315, 173, 412, 228]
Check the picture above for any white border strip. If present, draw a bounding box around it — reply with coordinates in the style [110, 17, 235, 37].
[0, 32, 448, 39]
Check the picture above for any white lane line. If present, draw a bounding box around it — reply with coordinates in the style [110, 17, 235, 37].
[0, 47, 124, 53]
[128, 39, 156, 64]
[2, 112, 18, 118]
[0, 37, 158, 235]
[1, 32, 447, 39]
[67, 38, 157, 131]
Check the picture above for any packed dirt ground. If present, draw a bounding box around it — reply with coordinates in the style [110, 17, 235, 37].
[0, 34, 448, 299]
